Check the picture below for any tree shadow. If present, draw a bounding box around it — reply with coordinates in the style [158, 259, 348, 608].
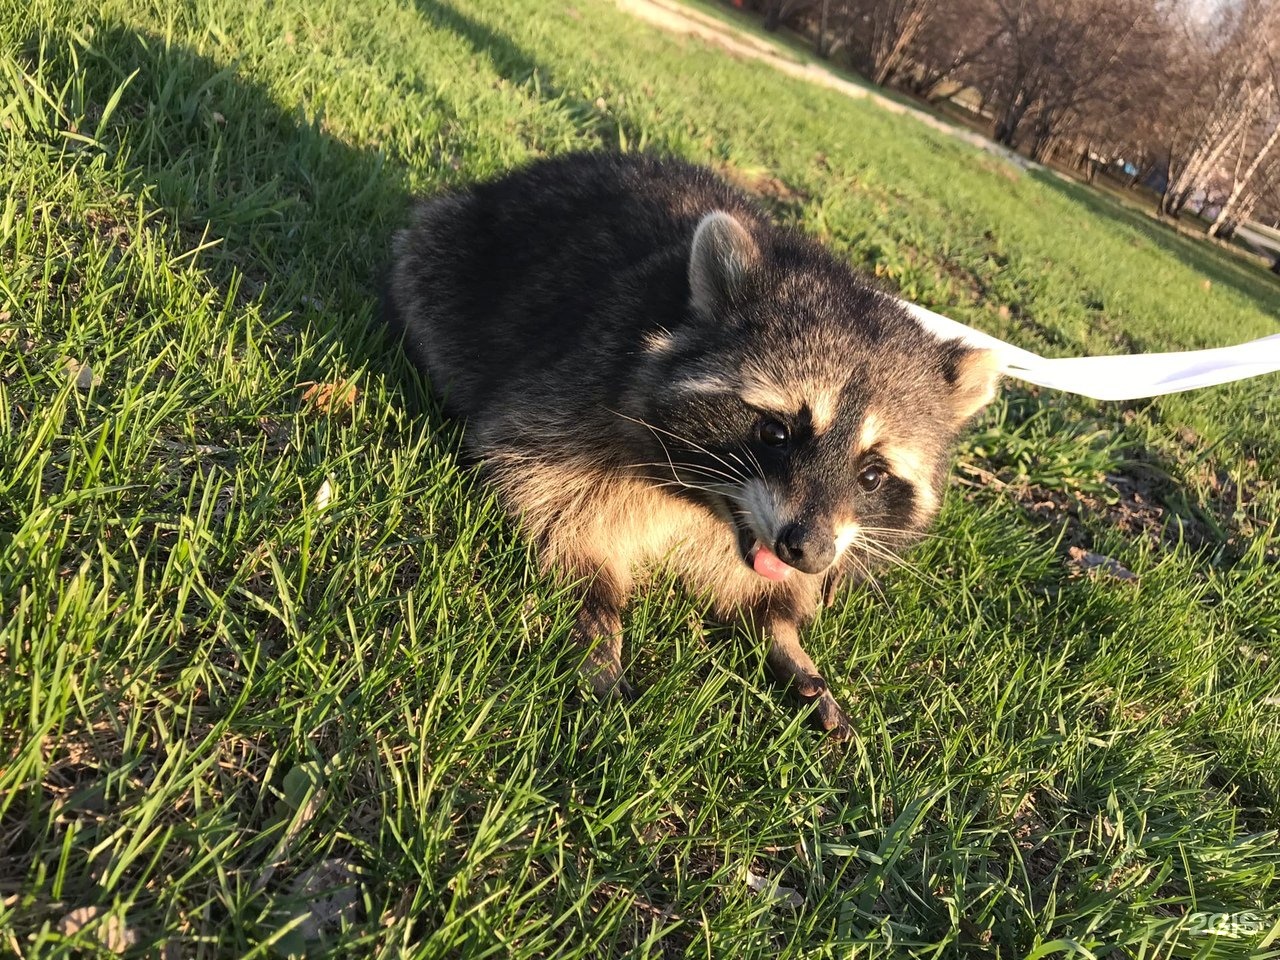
[414, 0, 647, 150]
[1030, 171, 1280, 313]
[47, 22, 413, 378]
[415, 0, 545, 86]
[45, 2, 639, 342]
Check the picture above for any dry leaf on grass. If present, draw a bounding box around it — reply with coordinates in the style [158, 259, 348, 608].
[64, 357, 99, 391]
[299, 380, 358, 414]
[292, 858, 361, 939]
[58, 906, 139, 953]
[1066, 546, 1137, 583]
[59, 905, 101, 936]
[313, 477, 335, 511]
[744, 870, 803, 909]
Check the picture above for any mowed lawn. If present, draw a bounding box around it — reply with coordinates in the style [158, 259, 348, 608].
[2, 0, 1279, 956]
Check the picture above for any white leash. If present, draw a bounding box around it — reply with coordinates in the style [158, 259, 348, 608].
[899, 300, 1280, 401]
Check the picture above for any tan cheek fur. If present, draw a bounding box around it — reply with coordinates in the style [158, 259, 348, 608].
[881, 442, 939, 518]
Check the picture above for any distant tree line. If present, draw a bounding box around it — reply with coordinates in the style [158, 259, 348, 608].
[739, 0, 1280, 237]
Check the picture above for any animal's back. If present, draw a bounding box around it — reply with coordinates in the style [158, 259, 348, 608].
[387, 152, 761, 431]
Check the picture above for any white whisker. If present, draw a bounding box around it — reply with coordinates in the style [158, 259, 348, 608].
[609, 408, 753, 484]
[855, 534, 941, 588]
[628, 461, 749, 487]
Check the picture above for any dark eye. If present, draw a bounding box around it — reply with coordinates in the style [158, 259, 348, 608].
[758, 418, 789, 448]
[858, 465, 885, 492]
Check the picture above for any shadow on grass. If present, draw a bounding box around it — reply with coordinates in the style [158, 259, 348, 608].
[4, 1, 431, 898]
[415, 0, 648, 151]
[1031, 171, 1280, 313]
[416, 0, 544, 86]
[56, 24, 414, 376]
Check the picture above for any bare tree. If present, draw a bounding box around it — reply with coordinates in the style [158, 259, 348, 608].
[844, 0, 935, 85]
[906, 1, 1004, 102]
[727, 0, 1280, 240]
[976, 0, 1162, 157]
[1160, 0, 1280, 219]
[792, 0, 858, 59]
[1209, 99, 1280, 236]
[816, 0, 833, 57]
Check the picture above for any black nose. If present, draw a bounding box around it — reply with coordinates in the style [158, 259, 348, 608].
[774, 522, 835, 574]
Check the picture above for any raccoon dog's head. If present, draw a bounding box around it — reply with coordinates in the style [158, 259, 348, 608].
[630, 210, 999, 582]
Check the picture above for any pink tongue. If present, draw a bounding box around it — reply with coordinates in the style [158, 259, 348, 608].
[752, 545, 793, 581]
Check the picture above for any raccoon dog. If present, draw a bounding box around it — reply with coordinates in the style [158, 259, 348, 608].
[385, 152, 998, 736]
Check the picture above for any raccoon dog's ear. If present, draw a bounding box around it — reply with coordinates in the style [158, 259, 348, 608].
[946, 346, 1001, 423]
[688, 211, 760, 316]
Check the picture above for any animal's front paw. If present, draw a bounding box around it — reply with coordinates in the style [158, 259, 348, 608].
[581, 649, 635, 702]
[614, 677, 637, 703]
[813, 692, 853, 740]
[795, 675, 853, 741]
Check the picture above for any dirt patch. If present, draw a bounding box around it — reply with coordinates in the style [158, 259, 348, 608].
[998, 458, 1270, 563]
[1011, 793, 1059, 888]
[1066, 546, 1138, 582]
[1015, 472, 1168, 550]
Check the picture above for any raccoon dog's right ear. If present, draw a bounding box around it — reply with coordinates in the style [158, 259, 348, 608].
[946, 346, 1001, 423]
[688, 211, 761, 316]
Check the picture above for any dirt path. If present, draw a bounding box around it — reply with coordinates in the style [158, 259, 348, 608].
[614, 0, 1037, 171]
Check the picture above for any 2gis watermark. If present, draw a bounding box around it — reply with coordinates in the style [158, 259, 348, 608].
[1186, 911, 1271, 939]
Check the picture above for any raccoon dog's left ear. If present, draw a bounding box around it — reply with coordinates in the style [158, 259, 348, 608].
[688, 211, 761, 316]
[946, 346, 1001, 422]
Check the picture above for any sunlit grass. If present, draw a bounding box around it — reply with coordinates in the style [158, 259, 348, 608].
[1, 0, 1277, 956]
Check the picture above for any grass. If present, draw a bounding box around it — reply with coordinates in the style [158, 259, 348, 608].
[1, 0, 1278, 956]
